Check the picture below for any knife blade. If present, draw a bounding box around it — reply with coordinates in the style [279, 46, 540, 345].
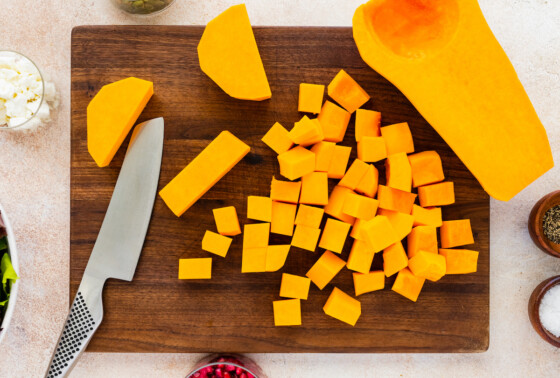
[45, 117, 164, 378]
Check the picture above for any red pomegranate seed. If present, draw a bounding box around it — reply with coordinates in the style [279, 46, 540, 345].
[247, 373, 254, 378]
[235, 367, 243, 375]
[225, 364, 236, 372]
[239, 373, 247, 378]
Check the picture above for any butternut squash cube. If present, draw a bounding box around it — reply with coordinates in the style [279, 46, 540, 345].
[311, 141, 336, 172]
[418, 182, 455, 207]
[339, 159, 370, 190]
[273, 299, 301, 326]
[319, 218, 352, 253]
[265, 245, 291, 272]
[243, 223, 270, 249]
[295, 204, 324, 229]
[160, 131, 250, 217]
[306, 251, 346, 289]
[343, 192, 379, 221]
[386, 152, 412, 192]
[350, 218, 367, 240]
[355, 109, 381, 142]
[360, 215, 398, 252]
[411, 205, 442, 227]
[407, 226, 438, 259]
[291, 225, 321, 252]
[262, 122, 293, 154]
[212, 206, 241, 236]
[409, 251, 446, 282]
[357, 136, 387, 163]
[299, 83, 325, 114]
[323, 287, 361, 326]
[271, 201, 297, 236]
[178, 258, 212, 279]
[439, 248, 479, 274]
[327, 69, 370, 113]
[289, 116, 324, 147]
[277, 146, 316, 181]
[201, 230, 232, 257]
[318, 100, 351, 142]
[324, 186, 356, 225]
[241, 247, 267, 273]
[198, 4, 271, 101]
[247, 196, 272, 222]
[377, 185, 417, 214]
[380, 122, 414, 155]
[408, 151, 445, 188]
[347, 239, 376, 274]
[327, 145, 352, 179]
[440, 219, 474, 248]
[353, 271, 385, 296]
[87, 77, 153, 167]
[383, 241, 408, 277]
[280, 273, 311, 300]
[392, 268, 425, 302]
[377, 209, 413, 240]
[355, 164, 379, 198]
[300, 172, 329, 206]
[270, 176, 301, 204]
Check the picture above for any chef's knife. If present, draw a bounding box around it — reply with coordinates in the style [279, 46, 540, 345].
[45, 117, 164, 378]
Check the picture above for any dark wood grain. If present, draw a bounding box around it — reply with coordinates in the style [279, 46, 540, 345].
[71, 26, 489, 353]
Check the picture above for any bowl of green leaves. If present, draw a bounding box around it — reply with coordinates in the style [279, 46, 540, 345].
[0, 204, 19, 344]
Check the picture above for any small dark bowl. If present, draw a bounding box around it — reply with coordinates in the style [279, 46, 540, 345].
[528, 190, 560, 258]
[528, 275, 560, 348]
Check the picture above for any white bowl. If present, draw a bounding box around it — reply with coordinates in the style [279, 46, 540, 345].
[0, 203, 19, 344]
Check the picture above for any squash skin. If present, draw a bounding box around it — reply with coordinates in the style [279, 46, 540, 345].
[353, 0, 553, 201]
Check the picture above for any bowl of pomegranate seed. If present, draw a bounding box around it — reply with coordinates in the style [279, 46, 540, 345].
[186, 355, 265, 378]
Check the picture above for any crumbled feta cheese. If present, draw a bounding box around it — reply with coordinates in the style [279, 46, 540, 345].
[0, 52, 57, 130]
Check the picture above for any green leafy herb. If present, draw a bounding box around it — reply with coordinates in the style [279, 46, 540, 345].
[0, 236, 18, 322]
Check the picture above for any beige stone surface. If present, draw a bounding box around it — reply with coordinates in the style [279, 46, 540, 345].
[0, 0, 559, 376]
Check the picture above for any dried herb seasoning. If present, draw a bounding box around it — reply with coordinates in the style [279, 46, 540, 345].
[543, 205, 560, 244]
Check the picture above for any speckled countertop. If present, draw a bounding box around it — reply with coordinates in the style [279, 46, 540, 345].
[1, 0, 560, 377]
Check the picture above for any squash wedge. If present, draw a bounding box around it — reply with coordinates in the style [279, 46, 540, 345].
[198, 4, 271, 101]
[87, 77, 153, 167]
[352, 0, 553, 201]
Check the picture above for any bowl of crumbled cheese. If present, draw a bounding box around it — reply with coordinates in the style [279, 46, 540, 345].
[0, 50, 57, 130]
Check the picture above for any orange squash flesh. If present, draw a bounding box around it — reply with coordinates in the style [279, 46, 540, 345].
[385, 152, 412, 192]
[408, 151, 445, 188]
[327, 69, 370, 113]
[198, 4, 271, 101]
[318, 101, 351, 142]
[355, 109, 381, 142]
[353, 0, 553, 201]
[87, 77, 153, 167]
[355, 164, 379, 198]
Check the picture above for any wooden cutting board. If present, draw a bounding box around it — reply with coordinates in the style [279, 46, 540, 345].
[71, 26, 489, 353]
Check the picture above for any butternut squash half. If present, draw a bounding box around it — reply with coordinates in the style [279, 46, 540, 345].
[353, 0, 553, 201]
[198, 4, 271, 101]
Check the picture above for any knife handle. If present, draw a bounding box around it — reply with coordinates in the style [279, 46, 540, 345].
[45, 275, 105, 378]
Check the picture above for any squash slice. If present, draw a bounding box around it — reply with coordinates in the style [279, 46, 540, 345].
[353, 0, 553, 201]
[198, 4, 271, 101]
